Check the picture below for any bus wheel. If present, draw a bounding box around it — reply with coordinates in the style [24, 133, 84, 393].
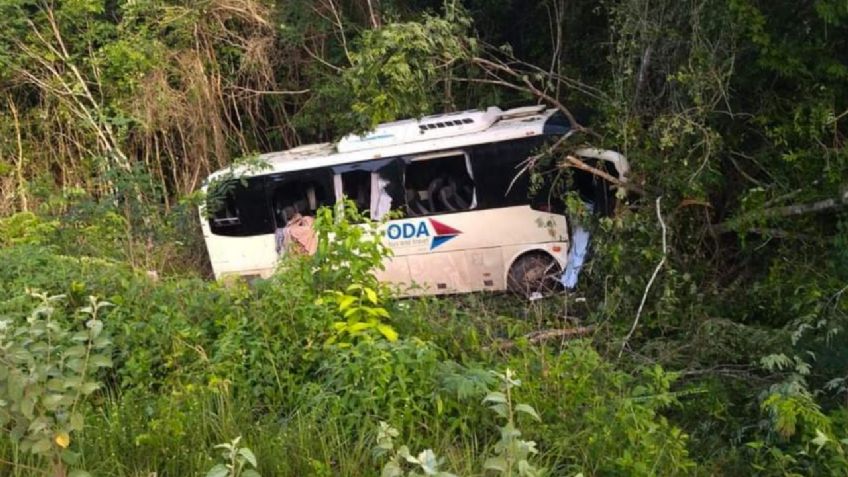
[507, 252, 562, 299]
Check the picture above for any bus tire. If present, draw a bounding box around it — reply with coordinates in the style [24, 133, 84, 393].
[507, 252, 562, 299]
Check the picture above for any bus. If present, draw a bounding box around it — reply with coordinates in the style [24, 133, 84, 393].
[199, 104, 628, 296]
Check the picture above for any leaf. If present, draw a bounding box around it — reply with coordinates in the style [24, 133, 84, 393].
[365, 287, 379, 304]
[382, 461, 403, 477]
[66, 358, 85, 373]
[42, 393, 65, 411]
[55, 431, 70, 449]
[31, 438, 52, 454]
[377, 324, 399, 342]
[238, 447, 258, 467]
[64, 345, 87, 359]
[70, 412, 84, 431]
[89, 355, 112, 368]
[348, 322, 373, 333]
[68, 471, 92, 477]
[515, 403, 541, 422]
[71, 331, 90, 343]
[205, 464, 229, 477]
[397, 445, 413, 461]
[93, 336, 111, 348]
[489, 403, 508, 418]
[242, 470, 261, 477]
[61, 449, 81, 465]
[343, 307, 359, 318]
[338, 295, 356, 311]
[484, 456, 507, 472]
[483, 392, 507, 404]
[21, 395, 35, 419]
[812, 429, 830, 452]
[86, 319, 103, 339]
[80, 382, 101, 395]
[518, 459, 542, 477]
[417, 449, 440, 475]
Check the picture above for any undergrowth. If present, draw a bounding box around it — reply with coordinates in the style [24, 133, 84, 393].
[0, 205, 703, 477]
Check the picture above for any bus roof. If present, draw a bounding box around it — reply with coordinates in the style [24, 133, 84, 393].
[207, 105, 566, 182]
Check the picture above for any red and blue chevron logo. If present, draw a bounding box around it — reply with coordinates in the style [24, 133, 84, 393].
[429, 219, 462, 250]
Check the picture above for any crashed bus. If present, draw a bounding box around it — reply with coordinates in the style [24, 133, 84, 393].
[199, 104, 628, 296]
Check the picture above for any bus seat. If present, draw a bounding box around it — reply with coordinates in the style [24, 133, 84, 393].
[406, 189, 430, 216]
[438, 185, 459, 211]
[426, 177, 445, 212]
[306, 185, 317, 210]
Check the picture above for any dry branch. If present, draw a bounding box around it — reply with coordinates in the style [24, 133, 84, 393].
[712, 189, 848, 234]
[561, 155, 646, 195]
[496, 326, 596, 350]
[619, 196, 667, 358]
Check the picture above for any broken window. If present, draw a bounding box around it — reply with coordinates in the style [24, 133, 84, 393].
[268, 171, 333, 226]
[404, 152, 475, 216]
[340, 170, 371, 213]
[207, 176, 274, 236]
[470, 137, 544, 209]
[372, 160, 405, 219]
[211, 189, 239, 227]
[333, 159, 406, 220]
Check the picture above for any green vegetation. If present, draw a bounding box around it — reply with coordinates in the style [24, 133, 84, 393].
[1, 0, 847, 475]
[1, 211, 697, 476]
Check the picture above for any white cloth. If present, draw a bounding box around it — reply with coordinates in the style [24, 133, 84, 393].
[561, 225, 590, 289]
[562, 202, 594, 289]
[370, 174, 392, 220]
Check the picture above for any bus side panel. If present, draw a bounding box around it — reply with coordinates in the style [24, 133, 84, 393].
[383, 206, 568, 257]
[374, 255, 412, 290]
[204, 233, 277, 279]
[465, 247, 506, 291]
[407, 251, 469, 295]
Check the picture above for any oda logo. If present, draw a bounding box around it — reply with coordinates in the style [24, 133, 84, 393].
[385, 218, 462, 250]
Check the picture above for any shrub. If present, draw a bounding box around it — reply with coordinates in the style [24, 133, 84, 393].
[0, 292, 113, 476]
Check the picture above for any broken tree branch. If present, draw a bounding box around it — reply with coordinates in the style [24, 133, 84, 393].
[712, 189, 848, 234]
[497, 326, 596, 350]
[562, 155, 647, 195]
[619, 196, 667, 358]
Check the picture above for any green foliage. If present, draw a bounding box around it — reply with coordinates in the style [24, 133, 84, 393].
[303, 338, 447, 435]
[0, 292, 112, 475]
[375, 422, 457, 477]
[0, 212, 58, 247]
[320, 283, 398, 346]
[376, 369, 545, 477]
[504, 342, 696, 476]
[482, 369, 544, 477]
[1, 0, 847, 475]
[340, 6, 474, 132]
[311, 200, 393, 290]
[207, 436, 261, 477]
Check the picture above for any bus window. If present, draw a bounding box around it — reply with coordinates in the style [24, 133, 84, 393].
[404, 152, 475, 216]
[340, 170, 371, 213]
[211, 190, 240, 227]
[268, 172, 333, 226]
[207, 177, 274, 236]
[469, 137, 544, 209]
[373, 160, 406, 219]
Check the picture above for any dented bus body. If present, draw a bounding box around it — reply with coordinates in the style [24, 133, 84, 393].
[199, 105, 628, 296]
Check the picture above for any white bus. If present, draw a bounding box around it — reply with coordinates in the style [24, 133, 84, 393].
[199, 104, 628, 296]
